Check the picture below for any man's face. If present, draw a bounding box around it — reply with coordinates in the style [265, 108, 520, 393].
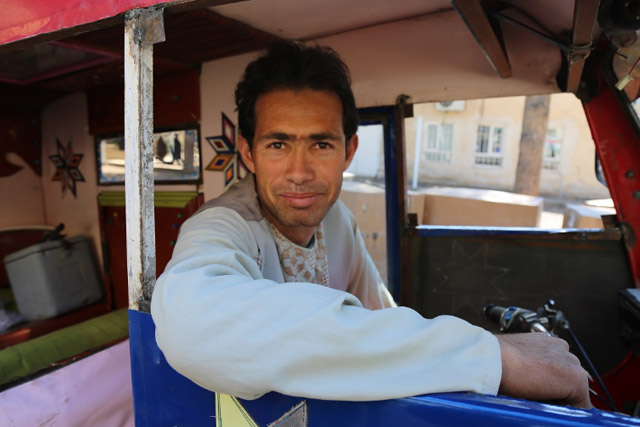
[238, 89, 358, 246]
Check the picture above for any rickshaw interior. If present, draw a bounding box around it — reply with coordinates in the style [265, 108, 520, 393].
[1, 0, 640, 424]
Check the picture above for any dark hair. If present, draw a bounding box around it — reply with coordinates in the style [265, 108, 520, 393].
[235, 41, 359, 146]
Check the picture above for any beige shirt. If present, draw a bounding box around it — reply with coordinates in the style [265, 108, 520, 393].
[268, 222, 329, 287]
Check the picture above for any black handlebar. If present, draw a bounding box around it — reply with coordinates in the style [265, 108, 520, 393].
[482, 303, 552, 335]
[482, 300, 618, 411]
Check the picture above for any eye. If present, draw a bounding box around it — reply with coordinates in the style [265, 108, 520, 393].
[316, 142, 332, 149]
[268, 142, 285, 149]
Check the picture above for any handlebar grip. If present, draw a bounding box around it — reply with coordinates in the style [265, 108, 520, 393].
[482, 304, 506, 324]
[483, 303, 551, 335]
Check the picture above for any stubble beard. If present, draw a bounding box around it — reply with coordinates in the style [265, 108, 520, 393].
[257, 178, 343, 229]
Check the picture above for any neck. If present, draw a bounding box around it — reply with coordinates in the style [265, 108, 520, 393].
[278, 226, 315, 247]
[261, 208, 315, 247]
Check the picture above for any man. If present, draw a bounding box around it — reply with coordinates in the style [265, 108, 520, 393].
[151, 41, 590, 408]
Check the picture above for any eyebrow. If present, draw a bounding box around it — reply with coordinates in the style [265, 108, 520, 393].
[308, 132, 340, 142]
[258, 131, 341, 142]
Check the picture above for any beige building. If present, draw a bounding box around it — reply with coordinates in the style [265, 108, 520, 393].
[404, 94, 611, 200]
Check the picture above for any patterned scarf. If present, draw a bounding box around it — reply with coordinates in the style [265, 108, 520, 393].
[268, 222, 329, 287]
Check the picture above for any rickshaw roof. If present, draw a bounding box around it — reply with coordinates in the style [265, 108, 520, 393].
[0, 0, 227, 47]
[0, 0, 599, 105]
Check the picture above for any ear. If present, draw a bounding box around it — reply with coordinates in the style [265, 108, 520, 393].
[344, 133, 359, 171]
[237, 135, 256, 174]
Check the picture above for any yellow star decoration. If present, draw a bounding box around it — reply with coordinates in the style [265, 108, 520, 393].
[215, 393, 259, 427]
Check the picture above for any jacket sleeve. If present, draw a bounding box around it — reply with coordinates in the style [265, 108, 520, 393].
[151, 207, 502, 401]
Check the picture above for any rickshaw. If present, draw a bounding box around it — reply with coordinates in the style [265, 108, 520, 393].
[1, 0, 640, 425]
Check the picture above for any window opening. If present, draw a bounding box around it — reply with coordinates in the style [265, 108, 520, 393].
[475, 125, 504, 166]
[543, 128, 563, 170]
[423, 123, 453, 163]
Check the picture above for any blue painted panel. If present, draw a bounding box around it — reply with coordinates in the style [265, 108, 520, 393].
[358, 106, 402, 300]
[130, 310, 640, 426]
[416, 225, 605, 237]
[129, 309, 216, 426]
[241, 392, 640, 427]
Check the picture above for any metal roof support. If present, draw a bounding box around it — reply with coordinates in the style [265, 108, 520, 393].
[566, 0, 601, 93]
[124, 7, 166, 312]
[450, 0, 512, 78]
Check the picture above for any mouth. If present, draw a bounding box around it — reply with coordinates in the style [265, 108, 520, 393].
[280, 192, 322, 208]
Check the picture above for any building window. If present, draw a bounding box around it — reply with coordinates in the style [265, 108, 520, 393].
[543, 128, 562, 170]
[475, 125, 503, 166]
[423, 123, 453, 163]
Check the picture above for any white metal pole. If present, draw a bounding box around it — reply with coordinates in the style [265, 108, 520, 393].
[123, 8, 165, 312]
[412, 116, 423, 190]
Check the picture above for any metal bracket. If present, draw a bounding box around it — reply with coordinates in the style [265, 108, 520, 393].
[568, 43, 593, 63]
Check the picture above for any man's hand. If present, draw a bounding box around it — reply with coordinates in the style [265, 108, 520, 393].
[497, 333, 592, 409]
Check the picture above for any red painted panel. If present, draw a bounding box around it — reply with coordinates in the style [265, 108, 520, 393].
[0, 110, 41, 177]
[100, 193, 203, 309]
[87, 68, 200, 135]
[590, 352, 640, 414]
[0, 0, 184, 46]
[582, 64, 640, 287]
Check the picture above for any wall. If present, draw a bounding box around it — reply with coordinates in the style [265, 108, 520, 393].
[0, 153, 45, 228]
[404, 94, 611, 200]
[0, 110, 45, 229]
[540, 94, 609, 199]
[200, 52, 260, 201]
[41, 93, 103, 263]
[405, 97, 524, 191]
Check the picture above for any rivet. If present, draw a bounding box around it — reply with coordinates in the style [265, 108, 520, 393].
[626, 170, 635, 178]
[634, 191, 640, 199]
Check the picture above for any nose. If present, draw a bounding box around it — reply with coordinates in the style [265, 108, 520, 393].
[285, 147, 314, 185]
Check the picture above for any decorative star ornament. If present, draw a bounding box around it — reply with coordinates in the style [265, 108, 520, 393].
[49, 138, 84, 198]
[215, 393, 307, 427]
[206, 113, 250, 190]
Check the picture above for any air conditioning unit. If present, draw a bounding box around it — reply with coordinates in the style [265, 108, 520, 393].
[436, 100, 465, 112]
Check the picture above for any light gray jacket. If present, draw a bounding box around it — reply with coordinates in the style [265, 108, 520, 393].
[151, 175, 501, 401]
